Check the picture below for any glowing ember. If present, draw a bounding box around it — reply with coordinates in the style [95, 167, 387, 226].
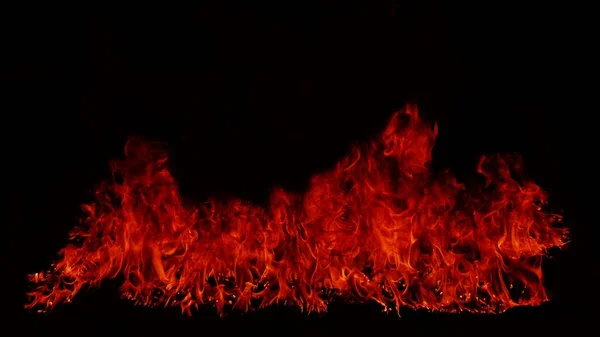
[26, 105, 568, 316]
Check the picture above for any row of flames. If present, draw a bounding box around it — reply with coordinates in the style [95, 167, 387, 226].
[26, 105, 568, 316]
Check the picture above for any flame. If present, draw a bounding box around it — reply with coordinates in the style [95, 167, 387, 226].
[25, 105, 568, 316]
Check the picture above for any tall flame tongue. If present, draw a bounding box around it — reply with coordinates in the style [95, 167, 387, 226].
[26, 105, 568, 316]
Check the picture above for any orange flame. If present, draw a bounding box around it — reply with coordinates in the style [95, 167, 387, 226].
[26, 105, 568, 316]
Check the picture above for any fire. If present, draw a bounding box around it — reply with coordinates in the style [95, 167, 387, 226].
[25, 105, 568, 316]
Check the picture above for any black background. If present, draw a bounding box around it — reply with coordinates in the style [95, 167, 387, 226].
[8, 3, 590, 335]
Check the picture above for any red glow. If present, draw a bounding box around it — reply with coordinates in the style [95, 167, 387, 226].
[26, 105, 568, 316]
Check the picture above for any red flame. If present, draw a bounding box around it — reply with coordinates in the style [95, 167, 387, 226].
[26, 105, 568, 316]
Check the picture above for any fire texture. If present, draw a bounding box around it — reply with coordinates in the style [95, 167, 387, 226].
[26, 105, 568, 316]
